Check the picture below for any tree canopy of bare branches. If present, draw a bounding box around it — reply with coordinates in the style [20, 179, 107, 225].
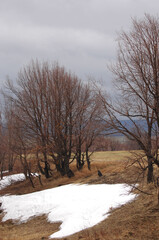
[4, 61, 102, 179]
[99, 14, 159, 183]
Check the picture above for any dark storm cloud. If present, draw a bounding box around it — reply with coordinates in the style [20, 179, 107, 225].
[0, 0, 159, 90]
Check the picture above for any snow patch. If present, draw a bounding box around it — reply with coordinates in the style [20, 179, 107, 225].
[1, 170, 9, 174]
[0, 173, 26, 190]
[0, 183, 136, 238]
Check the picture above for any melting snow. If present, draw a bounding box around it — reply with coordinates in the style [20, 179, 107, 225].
[0, 183, 136, 239]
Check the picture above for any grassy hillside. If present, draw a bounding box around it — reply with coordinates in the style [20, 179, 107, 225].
[0, 150, 159, 240]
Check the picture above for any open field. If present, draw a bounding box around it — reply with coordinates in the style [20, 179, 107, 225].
[0, 150, 159, 240]
[91, 150, 136, 162]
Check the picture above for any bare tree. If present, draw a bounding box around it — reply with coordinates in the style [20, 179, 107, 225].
[73, 83, 102, 170]
[4, 101, 17, 172]
[4, 61, 51, 179]
[99, 14, 159, 183]
[46, 66, 80, 177]
[0, 113, 7, 179]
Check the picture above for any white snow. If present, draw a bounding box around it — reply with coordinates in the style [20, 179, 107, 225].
[0, 183, 136, 239]
[1, 170, 9, 174]
[0, 173, 26, 190]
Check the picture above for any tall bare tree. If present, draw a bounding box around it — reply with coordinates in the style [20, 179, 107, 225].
[100, 14, 159, 183]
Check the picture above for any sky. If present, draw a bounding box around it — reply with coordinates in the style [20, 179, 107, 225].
[0, 0, 159, 91]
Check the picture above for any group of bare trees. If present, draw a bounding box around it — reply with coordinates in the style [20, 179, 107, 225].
[1, 14, 159, 188]
[2, 61, 102, 180]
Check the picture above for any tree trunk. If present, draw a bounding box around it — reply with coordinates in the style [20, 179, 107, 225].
[64, 156, 74, 178]
[157, 177, 159, 207]
[0, 169, 3, 180]
[43, 151, 51, 178]
[28, 173, 35, 188]
[44, 161, 50, 178]
[0, 161, 4, 179]
[86, 149, 91, 170]
[76, 150, 84, 170]
[147, 157, 153, 183]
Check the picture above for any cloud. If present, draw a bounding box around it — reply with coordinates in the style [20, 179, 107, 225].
[0, 0, 159, 90]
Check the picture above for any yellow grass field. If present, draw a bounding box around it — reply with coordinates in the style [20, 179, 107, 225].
[91, 150, 134, 161]
[0, 150, 159, 240]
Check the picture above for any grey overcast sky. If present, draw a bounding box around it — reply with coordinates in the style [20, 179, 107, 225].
[0, 0, 159, 90]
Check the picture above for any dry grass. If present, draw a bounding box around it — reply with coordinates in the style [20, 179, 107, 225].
[91, 150, 136, 162]
[0, 215, 61, 240]
[1, 150, 159, 240]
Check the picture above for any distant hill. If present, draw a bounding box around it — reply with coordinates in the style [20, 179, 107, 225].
[105, 119, 150, 137]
